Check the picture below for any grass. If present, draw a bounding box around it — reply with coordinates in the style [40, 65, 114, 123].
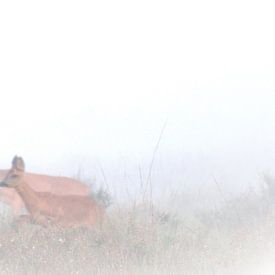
[0, 175, 275, 274]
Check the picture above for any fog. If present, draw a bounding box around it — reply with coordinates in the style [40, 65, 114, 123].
[2, 1, 275, 274]
[0, 0, 275, 202]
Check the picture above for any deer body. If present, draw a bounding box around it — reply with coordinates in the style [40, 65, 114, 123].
[15, 179, 102, 227]
[0, 169, 90, 216]
[0, 157, 103, 228]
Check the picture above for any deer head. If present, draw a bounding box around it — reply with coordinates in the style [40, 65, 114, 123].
[0, 156, 25, 188]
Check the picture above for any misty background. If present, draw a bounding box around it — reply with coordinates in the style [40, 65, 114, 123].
[0, 0, 274, 205]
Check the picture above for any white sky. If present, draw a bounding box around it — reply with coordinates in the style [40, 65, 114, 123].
[0, 0, 275, 199]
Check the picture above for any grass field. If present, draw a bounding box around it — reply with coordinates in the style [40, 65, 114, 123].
[0, 173, 274, 275]
[1, 182, 275, 275]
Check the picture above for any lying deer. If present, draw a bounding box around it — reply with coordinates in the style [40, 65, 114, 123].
[0, 156, 104, 228]
[0, 167, 90, 217]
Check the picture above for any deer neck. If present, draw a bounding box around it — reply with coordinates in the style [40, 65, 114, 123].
[15, 179, 40, 214]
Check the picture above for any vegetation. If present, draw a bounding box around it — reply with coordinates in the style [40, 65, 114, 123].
[0, 175, 275, 274]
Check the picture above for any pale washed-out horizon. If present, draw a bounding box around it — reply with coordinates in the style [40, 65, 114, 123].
[0, 0, 275, 274]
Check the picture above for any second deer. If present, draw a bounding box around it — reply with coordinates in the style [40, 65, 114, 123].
[0, 169, 91, 217]
[0, 156, 104, 228]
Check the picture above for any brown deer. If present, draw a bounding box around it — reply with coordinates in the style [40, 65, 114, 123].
[0, 168, 91, 217]
[0, 156, 104, 228]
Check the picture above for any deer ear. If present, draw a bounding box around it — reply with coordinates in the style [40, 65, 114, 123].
[12, 156, 25, 171]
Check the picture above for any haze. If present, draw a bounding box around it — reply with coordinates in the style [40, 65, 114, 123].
[0, 0, 274, 201]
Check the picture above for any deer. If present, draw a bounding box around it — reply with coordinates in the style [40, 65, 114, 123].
[0, 156, 104, 228]
[0, 167, 91, 217]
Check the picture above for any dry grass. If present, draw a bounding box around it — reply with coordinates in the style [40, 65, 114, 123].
[1, 179, 275, 274]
